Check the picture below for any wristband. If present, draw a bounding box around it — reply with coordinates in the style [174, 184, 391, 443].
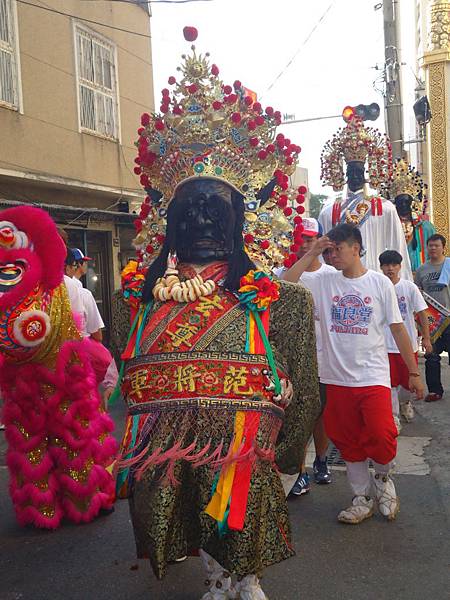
[409, 373, 420, 377]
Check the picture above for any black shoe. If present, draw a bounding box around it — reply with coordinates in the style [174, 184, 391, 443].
[313, 456, 332, 484]
[290, 472, 311, 496]
[98, 506, 115, 517]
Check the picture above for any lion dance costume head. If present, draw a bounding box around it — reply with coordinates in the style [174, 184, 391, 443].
[0, 206, 117, 529]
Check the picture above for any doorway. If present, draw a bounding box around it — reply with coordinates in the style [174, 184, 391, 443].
[66, 229, 113, 347]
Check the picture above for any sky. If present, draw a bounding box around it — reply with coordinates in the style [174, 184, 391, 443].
[149, 0, 388, 198]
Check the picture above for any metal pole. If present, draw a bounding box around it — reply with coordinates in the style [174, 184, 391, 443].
[383, 0, 404, 158]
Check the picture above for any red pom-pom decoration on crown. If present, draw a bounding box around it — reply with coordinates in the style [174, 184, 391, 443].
[183, 26, 198, 42]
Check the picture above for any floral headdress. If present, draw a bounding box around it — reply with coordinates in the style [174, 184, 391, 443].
[387, 158, 428, 216]
[320, 116, 392, 192]
[132, 27, 306, 270]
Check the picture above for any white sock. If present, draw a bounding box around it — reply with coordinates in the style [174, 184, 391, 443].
[391, 387, 400, 420]
[399, 386, 411, 406]
[346, 460, 371, 496]
[372, 460, 393, 475]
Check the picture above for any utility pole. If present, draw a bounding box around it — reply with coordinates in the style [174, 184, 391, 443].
[383, 0, 404, 159]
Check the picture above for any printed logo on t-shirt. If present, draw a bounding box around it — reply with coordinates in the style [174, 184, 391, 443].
[330, 294, 373, 335]
[397, 295, 407, 320]
[422, 270, 445, 293]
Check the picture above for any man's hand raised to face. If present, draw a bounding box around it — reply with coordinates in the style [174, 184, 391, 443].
[307, 235, 335, 257]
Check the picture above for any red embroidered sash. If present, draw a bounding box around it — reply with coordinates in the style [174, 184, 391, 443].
[123, 351, 287, 418]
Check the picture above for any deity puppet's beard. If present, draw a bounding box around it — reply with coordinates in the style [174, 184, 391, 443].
[175, 236, 233, 264]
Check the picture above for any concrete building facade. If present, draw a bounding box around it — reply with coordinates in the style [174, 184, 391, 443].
[0, 0, 154, 339]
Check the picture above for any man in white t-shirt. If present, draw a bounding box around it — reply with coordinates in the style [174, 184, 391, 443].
[64, 249, 84, 317]
[379, 250, 432, 428]
[283, 223, 424, 524]
[281, 218, 335, 496]
[71, 248, 104, 341]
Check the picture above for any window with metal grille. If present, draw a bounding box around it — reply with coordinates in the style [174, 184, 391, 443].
[75, 26, 118, 140]
[0, 0, 20, 109]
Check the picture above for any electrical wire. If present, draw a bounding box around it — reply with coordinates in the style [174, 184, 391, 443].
[20, 49, 152, 110]
[17, 0, 151, 38]
[79, 0, 213, 4]
[0, 157, 141, 194]
[17, 0, 213, 41]
[20, 0, 153, 68]
[263, 1, 336, 97]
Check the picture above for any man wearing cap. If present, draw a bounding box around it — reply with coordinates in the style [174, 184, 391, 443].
[282, 217, 335, 496]
[70, 248, 104, 341]
[64, 247, 84, 317]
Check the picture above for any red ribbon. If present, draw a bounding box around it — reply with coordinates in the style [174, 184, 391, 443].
[332, 201, 341, 226]
[227, 309, 269, 531]
[371, 197, 382, 216]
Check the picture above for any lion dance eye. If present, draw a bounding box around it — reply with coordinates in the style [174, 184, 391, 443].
[0, 221, 31, 249]
[0, 226, 16, 247]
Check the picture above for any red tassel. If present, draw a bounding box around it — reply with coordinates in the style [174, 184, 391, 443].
[332, 201, 341, 226]
[371, 197, 382, 216]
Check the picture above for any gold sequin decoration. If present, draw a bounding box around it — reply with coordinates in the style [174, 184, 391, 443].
[36, 478, 49, 490]
[40, 505, 55, 518]
[59, 400, 70, 414]
[27, 442, 46, 465]
[68, 458, 94, 483]
[15, 422, 30, 440]
[33, 283, 82, 369]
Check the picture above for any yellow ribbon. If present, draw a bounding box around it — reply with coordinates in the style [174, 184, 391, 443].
[204, 313, 256, 522]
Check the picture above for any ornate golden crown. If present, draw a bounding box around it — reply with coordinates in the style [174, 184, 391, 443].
[388, 158, 424, 199]
[320, 116, 392, 192]
[133, 28, 306, 270]
[387, 158, 427, 217]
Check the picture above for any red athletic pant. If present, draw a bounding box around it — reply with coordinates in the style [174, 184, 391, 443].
[323, 384, 397, 464]
[389, 352, 418, 390]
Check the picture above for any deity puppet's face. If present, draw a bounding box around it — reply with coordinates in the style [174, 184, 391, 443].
[173, 178, 238, 263]
[346, 161, 366, 192]
[394, 194, 413, 218]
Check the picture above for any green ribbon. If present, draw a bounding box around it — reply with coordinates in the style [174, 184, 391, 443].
[107, 307, 141, 407]
[135, 301, 153, 358]
[115, 413, 140, 495]
[252, 309, 281, 396]
[107, 301, 153, 407]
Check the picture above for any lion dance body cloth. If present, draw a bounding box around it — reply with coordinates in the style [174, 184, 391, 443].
[0, 207, 117, 528]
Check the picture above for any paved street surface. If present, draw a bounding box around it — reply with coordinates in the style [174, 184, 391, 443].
[1, 358, 449, 600]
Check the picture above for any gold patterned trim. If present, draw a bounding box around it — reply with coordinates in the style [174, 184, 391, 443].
[127, 350, 280, 368]
[140, 303, 186, 354]
[427, 61, 450, 250]
[429, 1, 450, 51]
[128, 396, 285, 417]
[194, 304, 245, 350]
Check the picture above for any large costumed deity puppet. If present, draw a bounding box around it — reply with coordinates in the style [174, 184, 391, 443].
[113, 28, 320, 599]
[387, 158, 435, 272]
[319, 116, 413, 280]
[0, 206, 117, 528]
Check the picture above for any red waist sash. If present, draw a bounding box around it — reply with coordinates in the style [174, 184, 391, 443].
[122, 351, 287, 418]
